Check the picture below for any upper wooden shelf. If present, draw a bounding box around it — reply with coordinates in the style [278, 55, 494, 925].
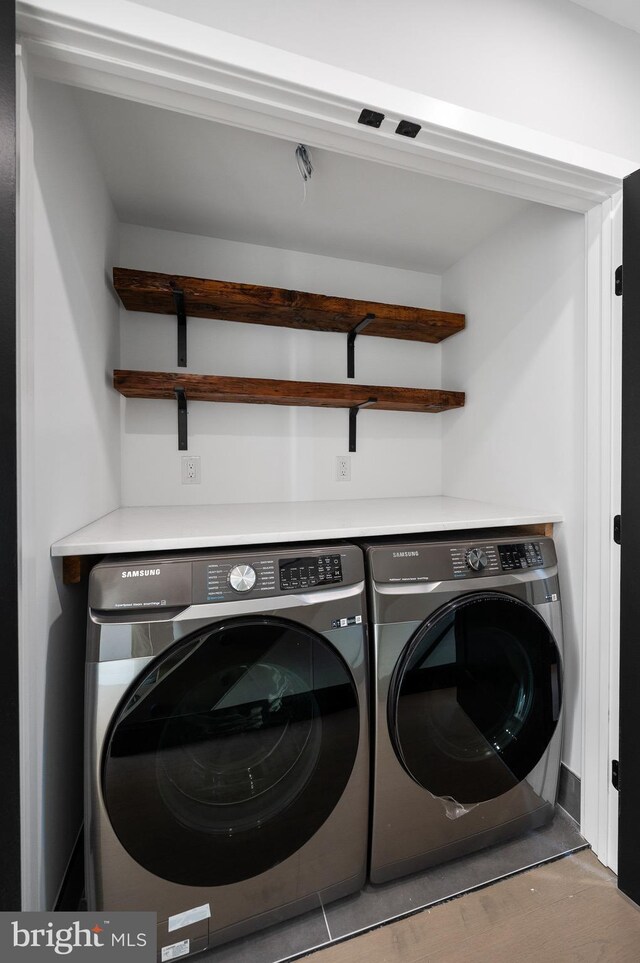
[114, 370, 465, 413]
[113, 268, 465, 344]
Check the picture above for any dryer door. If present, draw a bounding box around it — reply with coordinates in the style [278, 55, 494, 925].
[388, 592, 562, 805]
[102, 616, 360, 886]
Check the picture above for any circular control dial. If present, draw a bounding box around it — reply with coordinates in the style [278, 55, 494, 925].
[466, 548, 488, 572]
[229, 564, 257, 593]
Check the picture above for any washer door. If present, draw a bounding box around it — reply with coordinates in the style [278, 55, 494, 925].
[388, 592, 562, 805]
[102, 616, 360, 886]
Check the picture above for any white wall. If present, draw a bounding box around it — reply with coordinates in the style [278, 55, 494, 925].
[441, 204, 585, 777]
[19, 78, 121, 909]
[131, 0, 640, 163]
[120, 209, 586, 774]
[119, 225, 446, 506]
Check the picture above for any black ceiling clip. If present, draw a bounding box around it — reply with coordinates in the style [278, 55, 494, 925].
[171, 285, 188, 367]
[347, 313, 375, 378]
[358, 108, 384, 128]
[349, 397, 377, 452]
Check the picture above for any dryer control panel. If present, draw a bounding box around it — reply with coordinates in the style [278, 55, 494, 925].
[367, 536, 556, 584]
[450, 543, 499, 577]
[449, 541, 545, 578]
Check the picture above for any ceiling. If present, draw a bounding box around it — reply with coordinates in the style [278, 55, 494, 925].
[72, 88, 530, 275]
[568, 0, 640, 34]
[132, 0, 640, 38]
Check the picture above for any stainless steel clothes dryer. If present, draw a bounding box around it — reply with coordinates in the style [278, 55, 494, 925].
[365, 534, 563, 885]
[85, 543, 368, 960]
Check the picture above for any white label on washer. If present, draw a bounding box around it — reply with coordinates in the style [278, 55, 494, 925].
[168, 903, 211, 932]
[161, 939, 190, 961]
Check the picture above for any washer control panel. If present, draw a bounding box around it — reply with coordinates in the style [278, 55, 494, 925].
[279, 554, 343, 591]
[450, 543, 499, 578]
[189, 546, 354, 603]
[200, 555, 345, 598]
[89, 544, 363, 612]
[200, 557, 276, 601]
[498, 541, 544, 570]
[466, 548, 488, 571]
[228, 563, 258, 593]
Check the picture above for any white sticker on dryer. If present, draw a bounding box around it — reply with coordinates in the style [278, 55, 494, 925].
[161, 939, 190, 961]
[168, 903, 211, 932]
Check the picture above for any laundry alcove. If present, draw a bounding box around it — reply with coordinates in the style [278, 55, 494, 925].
[16, 8, 624, 918]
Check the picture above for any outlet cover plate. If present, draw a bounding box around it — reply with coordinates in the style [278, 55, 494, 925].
[181, 455, 201, 485]
[336, 455, 351, 482]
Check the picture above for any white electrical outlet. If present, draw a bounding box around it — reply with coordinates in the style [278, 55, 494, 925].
[336, 455, 351, 482]
[181, 455, 201, 485]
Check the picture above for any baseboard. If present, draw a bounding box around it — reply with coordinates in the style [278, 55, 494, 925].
[558, 763, 581, 823]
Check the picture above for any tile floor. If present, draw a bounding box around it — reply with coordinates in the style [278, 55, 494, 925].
[197, 807, 586, 963]
[311, 849, 640, 963]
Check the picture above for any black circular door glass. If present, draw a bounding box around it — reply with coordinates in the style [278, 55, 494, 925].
[102, 616, 360, 886]
[388, 593, 562, 805]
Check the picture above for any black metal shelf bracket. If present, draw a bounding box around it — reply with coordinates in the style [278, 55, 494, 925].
[347, 313, 375, 378]
[171, 286, 188, 367]
[349, 397, 377, 452]
[175, 387, 188, 450]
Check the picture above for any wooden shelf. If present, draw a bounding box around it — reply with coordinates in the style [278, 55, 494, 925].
[114, 370, 465, 413]
[113, 268, 466, 450]
[113, 268, 465, 344]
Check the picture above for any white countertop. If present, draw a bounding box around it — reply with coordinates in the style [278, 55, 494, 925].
[51, 497, 562, 557]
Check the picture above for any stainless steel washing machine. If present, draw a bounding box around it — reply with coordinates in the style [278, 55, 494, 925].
[85, 543, 368, 960]
[365, 533, 563, 885]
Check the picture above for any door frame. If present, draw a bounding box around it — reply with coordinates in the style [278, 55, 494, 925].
[15, 0, 629, 894]
[583, 195, 622, 871]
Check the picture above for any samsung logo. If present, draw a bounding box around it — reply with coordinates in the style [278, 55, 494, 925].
[392, 551, 420, 558]
[121, 569, 161, 579]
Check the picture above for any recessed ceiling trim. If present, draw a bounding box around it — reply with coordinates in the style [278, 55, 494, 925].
[569, 0, 640, 36]
[17, 0, 633, 211]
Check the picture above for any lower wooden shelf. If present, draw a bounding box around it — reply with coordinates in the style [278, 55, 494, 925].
[114, 370, 465, 451]
[113, 370, 465, 413]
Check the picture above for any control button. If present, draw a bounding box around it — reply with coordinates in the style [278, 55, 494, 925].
[229, 564, 257, 593]
[466, 548, 488, 572]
